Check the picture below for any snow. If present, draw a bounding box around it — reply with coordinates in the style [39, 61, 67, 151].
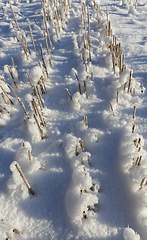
[0, 0, 147, 239]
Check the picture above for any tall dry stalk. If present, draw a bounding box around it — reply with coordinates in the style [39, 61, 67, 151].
[27, 18, 36, 53]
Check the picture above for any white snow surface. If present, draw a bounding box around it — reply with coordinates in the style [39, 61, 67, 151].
[0, 0, 147, 239]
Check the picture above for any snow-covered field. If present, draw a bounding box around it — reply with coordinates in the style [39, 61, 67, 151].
[0, 0, 147, 239]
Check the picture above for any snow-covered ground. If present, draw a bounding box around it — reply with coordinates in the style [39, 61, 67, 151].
[0, 0, 147, 239]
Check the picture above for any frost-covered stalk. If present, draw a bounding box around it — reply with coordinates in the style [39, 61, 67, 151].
[83, 115, 88, 127]
[24, 32, 31, 55]
[0, 85, 13, 104]
[1, 6, 7, 19]
[11, 57, 21, 81]
[119, 54, 122, 75]
[87, 5, 91, 62]
[21, 37, 29, 60]
[10, 6, 20, 31]
[32, 98, 46, 125]
[1, 93, 8, 104]
[135, 0, 138, 9]
[34, 114, 44, 138]
[40, 44, 49, 80]
[31, 99, 38, 116]
[27, 18, 36, 53]
[7, 65, 14, 80]
[15, 163, 35, 195]
[6, 232, 14, 240]
[21, 102, 30, 119]
[1, 219, 22, 236]
[75, 73, 81, 94]
[112, 53, 115, 74]
[83, 48, 87, 72]
[13, 32, 19, 42]
[65, 88, 72, 100]
[27, 72, 33, 88]
[76, 146, 79, 156]
[41, 1, 53, 52]
[44, 31, 52, 67]
[34, 85, 43, 111]
[36, 85, 45, 108]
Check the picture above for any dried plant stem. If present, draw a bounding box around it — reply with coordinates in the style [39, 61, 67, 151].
[11, 57, 21, 81]
[6, 232, 14, 240]
[127, 71, 132, 93]
[7, 65, 14, 80]
[21, 38, 29, 60]
[1, 219, 22, 236]
[10, 6, 20, 31]
[87, 5, 91, 61]
[83, 48, 87, 72]
[83, 115, 88, 127]
[116, 91, 119, 104]
[27, 18, 36, 53]
[15, 163, 35, 195]
[139, 177, 145, 190]
[75, 73, 81, 94]
[110, 102, 114, 115]
[112, 53, 115, 74]
[34, 114, 44, 138]
[36, 85, 44, 108]
[24, 32, 31, 55]
[133, 106, 136, 119]
[132, 124, 135, 133]
[44, 31, 52, 66]
[13, 32, 19, 42]
[40, 44, 49, 79]
[0, 86, 14, 104]
[41, 2, 53, 52]
[124, 82, 127, 93]
[76, 146, 79, 156]
[27, 72, 33, 87]
[31, 99, 38, 116]
[28, 150, 31, 161]
[80, 140, 84, 150]
[0, 104, 9, 113]
[1, 93, 8, 104]
[34, 85, 43, 111]
[65, 88, 72, 100]
[21, 102, 30, 119]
